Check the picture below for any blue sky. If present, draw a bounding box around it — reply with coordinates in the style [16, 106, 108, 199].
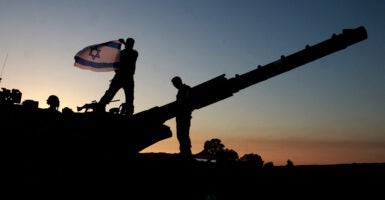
[1, 0, 384, 165]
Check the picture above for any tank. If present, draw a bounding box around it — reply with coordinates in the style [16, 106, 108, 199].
[1, 26, 367, 184]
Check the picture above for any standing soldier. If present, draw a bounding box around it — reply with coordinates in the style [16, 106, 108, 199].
[172, 76, 193, 157]
[98, 37, 138, 116]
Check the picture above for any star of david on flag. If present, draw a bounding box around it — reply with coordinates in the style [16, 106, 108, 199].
[74, 40, 122, 72]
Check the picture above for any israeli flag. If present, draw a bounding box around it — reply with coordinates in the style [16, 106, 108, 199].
[74, 40, 122, 72]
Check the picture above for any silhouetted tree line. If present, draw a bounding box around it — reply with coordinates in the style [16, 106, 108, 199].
[196, 138, 295, 168]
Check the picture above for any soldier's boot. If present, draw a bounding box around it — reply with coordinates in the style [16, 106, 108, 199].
[120, 103, 134, 116]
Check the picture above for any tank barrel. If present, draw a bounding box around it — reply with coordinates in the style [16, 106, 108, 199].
[134, 26, 368, 126]
[231, 26, 367, 91]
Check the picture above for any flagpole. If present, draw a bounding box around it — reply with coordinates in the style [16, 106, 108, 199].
[0, 53, 8, 85]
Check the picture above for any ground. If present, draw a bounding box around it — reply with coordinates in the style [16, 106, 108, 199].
[21, 153, 385, 199]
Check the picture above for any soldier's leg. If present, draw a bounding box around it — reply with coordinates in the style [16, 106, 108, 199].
[98, 78, 120, 112]
[123, 83, 134, 116]
[176, 119, 192, 156]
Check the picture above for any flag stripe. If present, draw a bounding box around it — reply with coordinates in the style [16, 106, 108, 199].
[99, 41, 121, 49]
[74, 56, 120, 69]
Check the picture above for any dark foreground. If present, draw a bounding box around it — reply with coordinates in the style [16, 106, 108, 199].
[19, 153, 385, 199]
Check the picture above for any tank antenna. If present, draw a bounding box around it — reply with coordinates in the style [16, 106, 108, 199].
[0, 53, 8, 85]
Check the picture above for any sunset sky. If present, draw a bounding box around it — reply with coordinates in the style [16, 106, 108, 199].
[1, 0, 384, 165]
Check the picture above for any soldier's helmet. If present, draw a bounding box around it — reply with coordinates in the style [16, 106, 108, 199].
[47, 95, 60, 108]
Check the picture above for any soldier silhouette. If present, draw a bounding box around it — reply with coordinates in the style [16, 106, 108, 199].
[98, 37, 138, 116]
[46, 95, 60, 112]
[172, 76, 193, 156]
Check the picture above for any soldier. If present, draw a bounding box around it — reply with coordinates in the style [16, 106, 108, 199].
[98, 37, 138, 116]
[46, 95, 60, 112]
[172, 76, 193, 157]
